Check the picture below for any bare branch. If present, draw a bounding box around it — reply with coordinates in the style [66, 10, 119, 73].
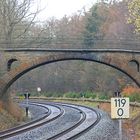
[0, 0, 41, 47]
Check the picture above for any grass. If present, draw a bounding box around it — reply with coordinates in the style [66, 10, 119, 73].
[130, 106, 140, 119]
[50, 99, 99, 108]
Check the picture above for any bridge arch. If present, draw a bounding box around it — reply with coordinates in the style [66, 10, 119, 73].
[129, 59, 140, 72]
[7, 58, 18, 71]
[1, 52, 140, 95]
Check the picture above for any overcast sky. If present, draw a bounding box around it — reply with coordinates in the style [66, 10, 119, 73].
[34, 0, 97, 21]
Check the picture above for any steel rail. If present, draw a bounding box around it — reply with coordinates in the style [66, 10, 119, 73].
[47, 102, 101, 140]
[0, 101, 101, 140]
[0, 102, 64, 139]
[46, 103, 87, 140]
[29, 101, 101, 140]
[66, 105, 101, 140]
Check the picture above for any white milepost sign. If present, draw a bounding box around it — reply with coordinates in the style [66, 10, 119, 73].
[111, 97, 129, 119]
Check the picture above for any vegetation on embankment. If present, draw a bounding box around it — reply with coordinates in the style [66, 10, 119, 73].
[0, 96, 25, 131]
[18, 87, 140, 103]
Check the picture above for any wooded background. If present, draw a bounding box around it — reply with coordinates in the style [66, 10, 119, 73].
[0, 0, 139, 98]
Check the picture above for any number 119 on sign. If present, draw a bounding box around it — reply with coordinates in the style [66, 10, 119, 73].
[111, 97, 129, 119]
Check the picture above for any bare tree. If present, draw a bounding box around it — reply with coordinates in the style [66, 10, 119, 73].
[0, 0, 40, 47]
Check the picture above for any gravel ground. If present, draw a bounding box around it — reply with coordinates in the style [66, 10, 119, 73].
[7, 105, 81, 140]
[19, 102, 49, 120]
[76, 108, 129, 140]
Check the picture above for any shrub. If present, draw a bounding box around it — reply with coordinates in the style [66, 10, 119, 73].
[83, 91, 96, 99]
[44, 92, 63, 97]
[128, 93, 140, 102]
[64, 91, 97, 99]
[122, 85, 140, 96]
[98, 94, 109, 100]
[65, 92, 81, 98]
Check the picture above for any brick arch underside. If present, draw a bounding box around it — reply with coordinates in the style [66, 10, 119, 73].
[1, 53, 140, 95]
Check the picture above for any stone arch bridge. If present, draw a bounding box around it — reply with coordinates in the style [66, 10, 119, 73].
[0, 48, 140, 97]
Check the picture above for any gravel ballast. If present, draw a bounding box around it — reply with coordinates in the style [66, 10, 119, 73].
[7, 105, 81, 140]
[76, 109, 129, 140]
[7, 102, 129, 140]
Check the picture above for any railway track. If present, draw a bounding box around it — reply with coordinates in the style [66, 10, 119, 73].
[0, 101, 101, 140]
[0, 102, 64, 139]
[46, 102, 101, 140]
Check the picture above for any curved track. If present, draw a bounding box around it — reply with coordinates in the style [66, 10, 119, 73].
[0, 101, 101, 140]
[0, 102, 64, 139]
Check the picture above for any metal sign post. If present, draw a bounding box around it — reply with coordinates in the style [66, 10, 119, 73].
[26, 92, 29, 117]
[37, 87, 41, 99]
[24, 92, 30, 117]
[111, 97, 129, 140]
[119, 119, 122, 140]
